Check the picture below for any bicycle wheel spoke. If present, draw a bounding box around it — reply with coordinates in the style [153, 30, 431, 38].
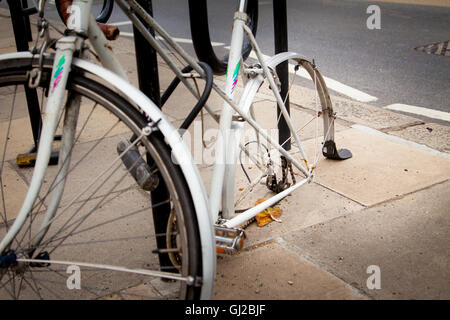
[26, 269, 45, 299]
[39, 266, 103, 298]
[0, 272, 16, 298]
[40, 162, 127, 254]
[20, 272, 45, 299]
[40, 235, 150, 250]
[18, 131, 145, 252]
[0, 85, 18, 229]
[27, 103, 114, 217]
[20, 273, 76, 299]
[39, 144, 148, 253]
[45, 199, 168, 245]
[237, 56, 337, 206]
[0, 179, 9, 229]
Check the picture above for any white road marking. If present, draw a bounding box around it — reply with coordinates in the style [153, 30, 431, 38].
[109, 21, 133, 26]
[119, 31, 134, 37]
[249, 51, 378, 103]
[384, 104, 450, 122]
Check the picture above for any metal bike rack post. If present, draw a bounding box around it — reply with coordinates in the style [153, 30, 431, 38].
[133, 0, 161, 108]
[132, 0, 174, 273]
[273, 0, 291, 151]
[188, 0, 258, 75]
[7, 0, 42, 151]
[21, 0, 33, 41]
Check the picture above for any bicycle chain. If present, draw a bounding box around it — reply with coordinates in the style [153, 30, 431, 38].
[266, 156, 296, 194]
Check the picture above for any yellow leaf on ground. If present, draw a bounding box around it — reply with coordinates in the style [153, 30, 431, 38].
[254, 199, 283, 227]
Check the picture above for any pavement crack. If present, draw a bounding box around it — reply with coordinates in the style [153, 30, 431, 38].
[364, 178, 450, 209]
[379, 120, 425, 133]
[241, 238, 277, 253]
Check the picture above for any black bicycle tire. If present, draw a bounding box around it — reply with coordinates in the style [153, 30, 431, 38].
[0, 57, 202, 300]
[188, 0, 258, 75]
[95, 0, 114, 23]
[55, 0, 114, 24]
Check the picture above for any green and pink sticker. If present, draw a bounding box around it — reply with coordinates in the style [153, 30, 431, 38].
[52, 55, 66, 92]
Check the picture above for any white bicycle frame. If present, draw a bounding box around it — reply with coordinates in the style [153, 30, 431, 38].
[111, 0, 315, 224]
[117, 0, 313, 215]
[0, 0, 319, 299]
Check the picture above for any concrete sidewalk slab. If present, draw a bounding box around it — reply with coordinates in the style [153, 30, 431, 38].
[0, 87, 30, 121]
[313, 127, 450, 206]
[0, 117, 35, 161]
[235, 181, 364, 249]
[214, 241, 367, 300]
[283, 180, 450, 299]
[2, 162, 28, 221]
[196, 161, 365, 249]
[161, 82, 224, 121]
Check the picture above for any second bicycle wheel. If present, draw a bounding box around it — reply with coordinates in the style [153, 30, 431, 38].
[55, 0, 114, 24]
[0, 55, 203, 299]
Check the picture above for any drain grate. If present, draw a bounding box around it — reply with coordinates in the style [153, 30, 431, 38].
[413, 41, 450, 56]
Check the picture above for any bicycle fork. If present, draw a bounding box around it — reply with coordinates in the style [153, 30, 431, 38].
[0, 36, 83, 254]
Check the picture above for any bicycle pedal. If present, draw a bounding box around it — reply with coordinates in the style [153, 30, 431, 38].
[215, 225, 245, 255]
[16, 153, 37, 167]
[16, 150, 59, 168]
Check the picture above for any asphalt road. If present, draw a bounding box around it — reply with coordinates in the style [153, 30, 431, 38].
[3, 0, 450, 124]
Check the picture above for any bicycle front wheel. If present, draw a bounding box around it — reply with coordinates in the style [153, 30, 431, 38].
[0, 56, 204, 299]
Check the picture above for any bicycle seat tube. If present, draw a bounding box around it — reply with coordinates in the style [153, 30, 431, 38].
[208, 0, 248, 221]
